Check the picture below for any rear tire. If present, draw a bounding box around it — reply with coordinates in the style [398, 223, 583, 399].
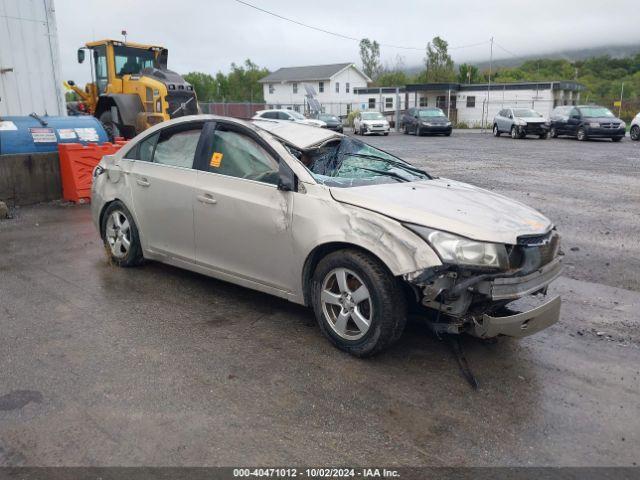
[539, 132, 548, 139]
[101, 201, 143, 267]
[630, 125, 640, 141]
[310, 249, 407, 357]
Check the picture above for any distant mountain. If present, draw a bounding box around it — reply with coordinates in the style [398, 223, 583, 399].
[402, 44, 640, 75]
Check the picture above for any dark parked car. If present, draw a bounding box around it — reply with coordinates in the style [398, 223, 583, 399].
[401, 107, 452, 136]
[493, 107, 549, 139]
[316, 113, 343, 133]
[549, 105, 625, 142]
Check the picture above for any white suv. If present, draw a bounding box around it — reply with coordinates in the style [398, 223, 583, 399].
[630, 112, 640, 141]
[253, 109, 325, 128]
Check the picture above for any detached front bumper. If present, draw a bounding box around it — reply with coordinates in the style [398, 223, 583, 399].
[472, 295, 561, 338]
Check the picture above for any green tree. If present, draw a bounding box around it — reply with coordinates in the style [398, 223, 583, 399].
[359, 38, 381, 80]
[458, 63, 480, 84]
[184, 59, 269, 103]
[423, 36, 455, 82]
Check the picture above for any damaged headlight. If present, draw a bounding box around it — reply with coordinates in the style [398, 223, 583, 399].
[405, 224, 509, 269]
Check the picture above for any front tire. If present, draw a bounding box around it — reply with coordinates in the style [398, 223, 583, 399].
[630, 125, 640, 141]
[493, 124, 500, 137]
[539, 132, 548, 139]
[510, 126, 519, 139]
[99, 111, 121, 142]
[101, 201, 143, 267]
[577, 127, 587, 141]
[550, 126, 558, 138]
[612, 136, 623, 142]
[310, 249, 407, 357]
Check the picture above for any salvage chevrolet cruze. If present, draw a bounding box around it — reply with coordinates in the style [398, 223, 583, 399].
[92, 115, 562, 357]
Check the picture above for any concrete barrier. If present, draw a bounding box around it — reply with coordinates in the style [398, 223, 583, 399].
[0, 152, 62, 206]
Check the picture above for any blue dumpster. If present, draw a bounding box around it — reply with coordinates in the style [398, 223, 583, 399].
[0, 115, 109, 155]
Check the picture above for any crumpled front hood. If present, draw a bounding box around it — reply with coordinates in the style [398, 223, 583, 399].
[330, 178, 553, 244]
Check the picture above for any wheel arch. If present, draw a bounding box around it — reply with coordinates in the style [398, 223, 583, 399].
[301, 242, 397, 307]
[95, 94, 144, 134]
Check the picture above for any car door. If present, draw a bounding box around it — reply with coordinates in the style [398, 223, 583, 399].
[128, 122, 204, 263]
[193, 121, 295, 292]
[566, 107, 581, 135]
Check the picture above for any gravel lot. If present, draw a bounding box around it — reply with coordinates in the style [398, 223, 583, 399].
[0, 130, 638, 467]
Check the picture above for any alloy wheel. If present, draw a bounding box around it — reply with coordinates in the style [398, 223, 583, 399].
[320, 268, 373, 341]
[631, 126, 640, 141]
[105, 210, 131, 259]
[493, 125, 499, 136]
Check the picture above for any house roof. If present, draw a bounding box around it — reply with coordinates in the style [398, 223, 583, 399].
[259, 63, 369, 83]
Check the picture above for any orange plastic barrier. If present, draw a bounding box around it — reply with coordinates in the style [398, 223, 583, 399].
[58, 140, 127, 203]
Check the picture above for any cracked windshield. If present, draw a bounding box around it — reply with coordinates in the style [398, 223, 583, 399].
[302, 137, 431, 187]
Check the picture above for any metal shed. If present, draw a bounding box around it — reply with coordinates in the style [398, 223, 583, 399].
[0, 0, 65, 116]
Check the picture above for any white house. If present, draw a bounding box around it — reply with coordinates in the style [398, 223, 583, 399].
[260, 63, 371, 116]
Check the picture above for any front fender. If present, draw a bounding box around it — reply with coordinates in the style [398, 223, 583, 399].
[291, 184, 442, 298]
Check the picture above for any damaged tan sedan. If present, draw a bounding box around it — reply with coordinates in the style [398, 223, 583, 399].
[92, 115, 562, 357]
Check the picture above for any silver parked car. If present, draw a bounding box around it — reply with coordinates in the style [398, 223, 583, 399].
[493, 107, 550, 139]
[92, 115, 562, 357]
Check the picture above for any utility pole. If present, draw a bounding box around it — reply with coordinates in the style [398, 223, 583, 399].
[619, 82, 624, 118]
[486, 37, 493, 130]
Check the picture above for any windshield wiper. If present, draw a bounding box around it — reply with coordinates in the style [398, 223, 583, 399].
[345, 166, 409, 182]
[341, 153, 431, 178]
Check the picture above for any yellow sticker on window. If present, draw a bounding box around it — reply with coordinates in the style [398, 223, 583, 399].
[210, 152, 223, 168]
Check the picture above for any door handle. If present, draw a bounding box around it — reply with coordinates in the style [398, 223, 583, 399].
[197, 193, 217, 205]
[136, 178, 150, 187]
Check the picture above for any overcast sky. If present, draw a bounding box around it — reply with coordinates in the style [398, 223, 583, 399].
[56, 0, 640, 84]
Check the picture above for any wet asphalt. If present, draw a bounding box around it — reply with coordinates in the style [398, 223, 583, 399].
[0, 130, 638, 466]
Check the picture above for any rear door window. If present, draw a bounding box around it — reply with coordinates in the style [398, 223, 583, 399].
[205, 125, 279, 184]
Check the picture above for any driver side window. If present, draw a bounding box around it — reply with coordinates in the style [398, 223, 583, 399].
[206, 127, 279, 185]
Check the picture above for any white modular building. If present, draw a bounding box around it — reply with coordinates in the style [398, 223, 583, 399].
[0, 0, 65, 116]
[403, 81, 585, 127]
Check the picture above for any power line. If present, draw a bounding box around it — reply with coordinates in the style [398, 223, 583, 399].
[493, 41, 520, 58]
[234, 0, 489, 52]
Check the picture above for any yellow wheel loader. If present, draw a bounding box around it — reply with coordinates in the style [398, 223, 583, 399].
[66, 39, 198, 140]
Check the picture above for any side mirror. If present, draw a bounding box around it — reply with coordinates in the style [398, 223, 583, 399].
[277, 161, 297, 192]
[508, 114, 513, 119]
[77, 49, 85, 63]
[67, 80, 76, 86]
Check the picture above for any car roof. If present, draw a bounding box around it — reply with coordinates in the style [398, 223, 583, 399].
[252, 119, 341, 150]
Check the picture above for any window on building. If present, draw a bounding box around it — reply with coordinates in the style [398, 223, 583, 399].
[436, 96, 446, 109]
[385, 97, 393, 109]
[268, 84, 274, 94]
[466, 96, 475, 108]
[346, 82, 350, 93]
[335, 82, 340, 93]
[346, 104, 351, 114]
[419, 97, 428, 107]
[293, 104, 300, 112]
[368, 98, 376, 109]
[292, 83, 298, 94]
[319, 82, 324, 93]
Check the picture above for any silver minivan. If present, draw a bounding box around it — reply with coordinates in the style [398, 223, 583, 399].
[92, 115, 562, 357]
[493, 107, 550, 139]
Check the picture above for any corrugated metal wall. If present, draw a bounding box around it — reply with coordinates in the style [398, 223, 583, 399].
[0, 0, 65, 116]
